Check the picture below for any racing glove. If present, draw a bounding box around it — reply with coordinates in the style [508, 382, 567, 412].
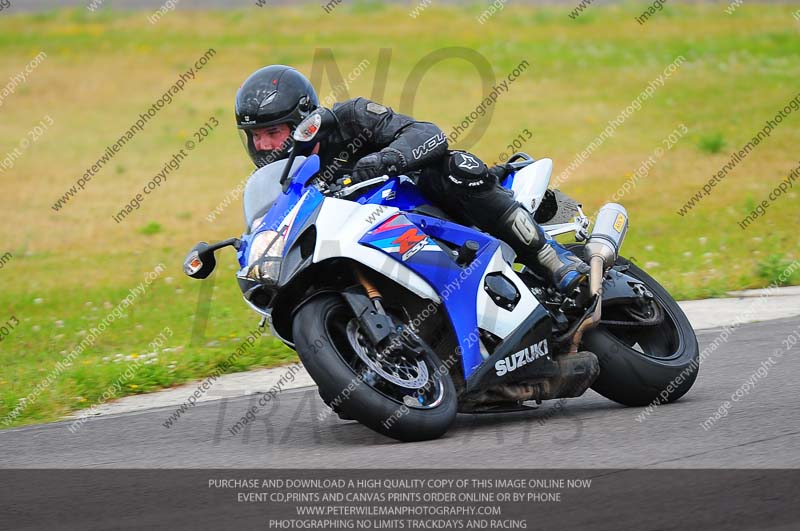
[488, 163, 514, 182]
[351, 148, 405, 184]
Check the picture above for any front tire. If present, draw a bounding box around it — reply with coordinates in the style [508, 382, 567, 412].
[292, 294, 457, 442]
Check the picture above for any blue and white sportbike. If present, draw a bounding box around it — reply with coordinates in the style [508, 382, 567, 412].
[184, 110, 699, 442]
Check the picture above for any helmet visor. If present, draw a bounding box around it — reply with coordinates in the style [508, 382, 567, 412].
[239, 129, 294, 168]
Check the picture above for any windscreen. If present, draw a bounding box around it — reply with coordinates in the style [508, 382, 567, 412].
[242, 156, 307, 229]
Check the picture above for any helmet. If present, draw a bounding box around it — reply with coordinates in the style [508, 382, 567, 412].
[235, 65, 319, 167]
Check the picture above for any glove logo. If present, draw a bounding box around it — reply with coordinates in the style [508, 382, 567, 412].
[456, 153, 480, 171]
[411, 132, 447, 160]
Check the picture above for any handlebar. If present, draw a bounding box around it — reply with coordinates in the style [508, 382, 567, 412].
[506, 152, 536, 171]
[327, 174, 390, 198]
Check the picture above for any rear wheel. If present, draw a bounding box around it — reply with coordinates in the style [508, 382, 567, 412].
[292, 294, 457, 442]
[571, 248, 700, 407]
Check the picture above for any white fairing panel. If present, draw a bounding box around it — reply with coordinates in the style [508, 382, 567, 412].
[476, 248, 539, 340]
[511, 158, 553, 213]
[312, 199, 442, 303]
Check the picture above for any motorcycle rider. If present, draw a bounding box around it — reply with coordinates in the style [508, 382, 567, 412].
[235, 65, 589, 293]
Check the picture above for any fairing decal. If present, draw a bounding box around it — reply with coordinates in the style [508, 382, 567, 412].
[360, 214, 502, 377]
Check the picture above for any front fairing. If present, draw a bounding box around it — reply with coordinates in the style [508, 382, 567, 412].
[237, 155, 322, 273]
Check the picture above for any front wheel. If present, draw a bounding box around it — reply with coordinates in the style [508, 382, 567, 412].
[292, 294, 457, 442]
[571, 248, 700, 407]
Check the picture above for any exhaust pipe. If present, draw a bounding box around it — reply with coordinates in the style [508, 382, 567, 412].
[584, 202, 629, 272]
[569, 203, 629, 353]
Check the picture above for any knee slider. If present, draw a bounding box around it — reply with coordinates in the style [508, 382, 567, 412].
[500, 205, 544, 249]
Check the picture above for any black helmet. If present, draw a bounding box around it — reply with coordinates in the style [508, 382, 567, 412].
[235, 65, 319, 167]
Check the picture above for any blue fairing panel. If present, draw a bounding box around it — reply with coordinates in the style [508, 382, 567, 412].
[360, 212, 500, 379]
[284, 188, 324, 250]
[359, 177, 431, 212]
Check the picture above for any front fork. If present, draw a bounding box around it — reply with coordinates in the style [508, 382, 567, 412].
[340, 269, 393, 345]
[342, 268, 423, 359]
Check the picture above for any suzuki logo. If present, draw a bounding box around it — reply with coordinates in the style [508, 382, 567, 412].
[494, 339, 549, 377]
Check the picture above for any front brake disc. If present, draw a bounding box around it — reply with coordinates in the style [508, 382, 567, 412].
[346, 320, 429, 389]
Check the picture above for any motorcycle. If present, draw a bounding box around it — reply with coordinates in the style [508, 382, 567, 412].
[184, 108, 699, 442]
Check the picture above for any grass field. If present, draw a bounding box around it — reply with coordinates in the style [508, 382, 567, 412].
[1, 3, 799, 427]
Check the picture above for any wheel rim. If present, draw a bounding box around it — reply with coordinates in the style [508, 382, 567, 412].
[323, 303, 446, 410]
[599, 269, 683, 361]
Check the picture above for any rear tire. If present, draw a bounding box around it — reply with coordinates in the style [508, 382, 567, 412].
[573, 249, 700, 407]
[292, 294, 457, 442]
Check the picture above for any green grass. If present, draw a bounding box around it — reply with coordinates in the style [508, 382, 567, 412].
[757, 254, 799, 285]
[138, 221, 163, 236]
[698, 132, 727, 154]
[1, 3, 799, 427]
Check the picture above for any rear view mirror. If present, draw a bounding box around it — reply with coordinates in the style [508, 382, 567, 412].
[183, 242, 217, 279]
[293, 108, 336, 154]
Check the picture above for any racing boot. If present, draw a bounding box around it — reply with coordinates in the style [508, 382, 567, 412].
[497, 205, 589, 294]
[536, 236, 591, 294]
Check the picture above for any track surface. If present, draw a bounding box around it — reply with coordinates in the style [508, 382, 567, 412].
[1, 317, 798, 468]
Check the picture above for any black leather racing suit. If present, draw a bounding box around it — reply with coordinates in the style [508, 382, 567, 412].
[316, 97, 543, 260]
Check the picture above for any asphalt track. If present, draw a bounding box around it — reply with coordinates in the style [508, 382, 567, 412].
[1, 316, 798, 468]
